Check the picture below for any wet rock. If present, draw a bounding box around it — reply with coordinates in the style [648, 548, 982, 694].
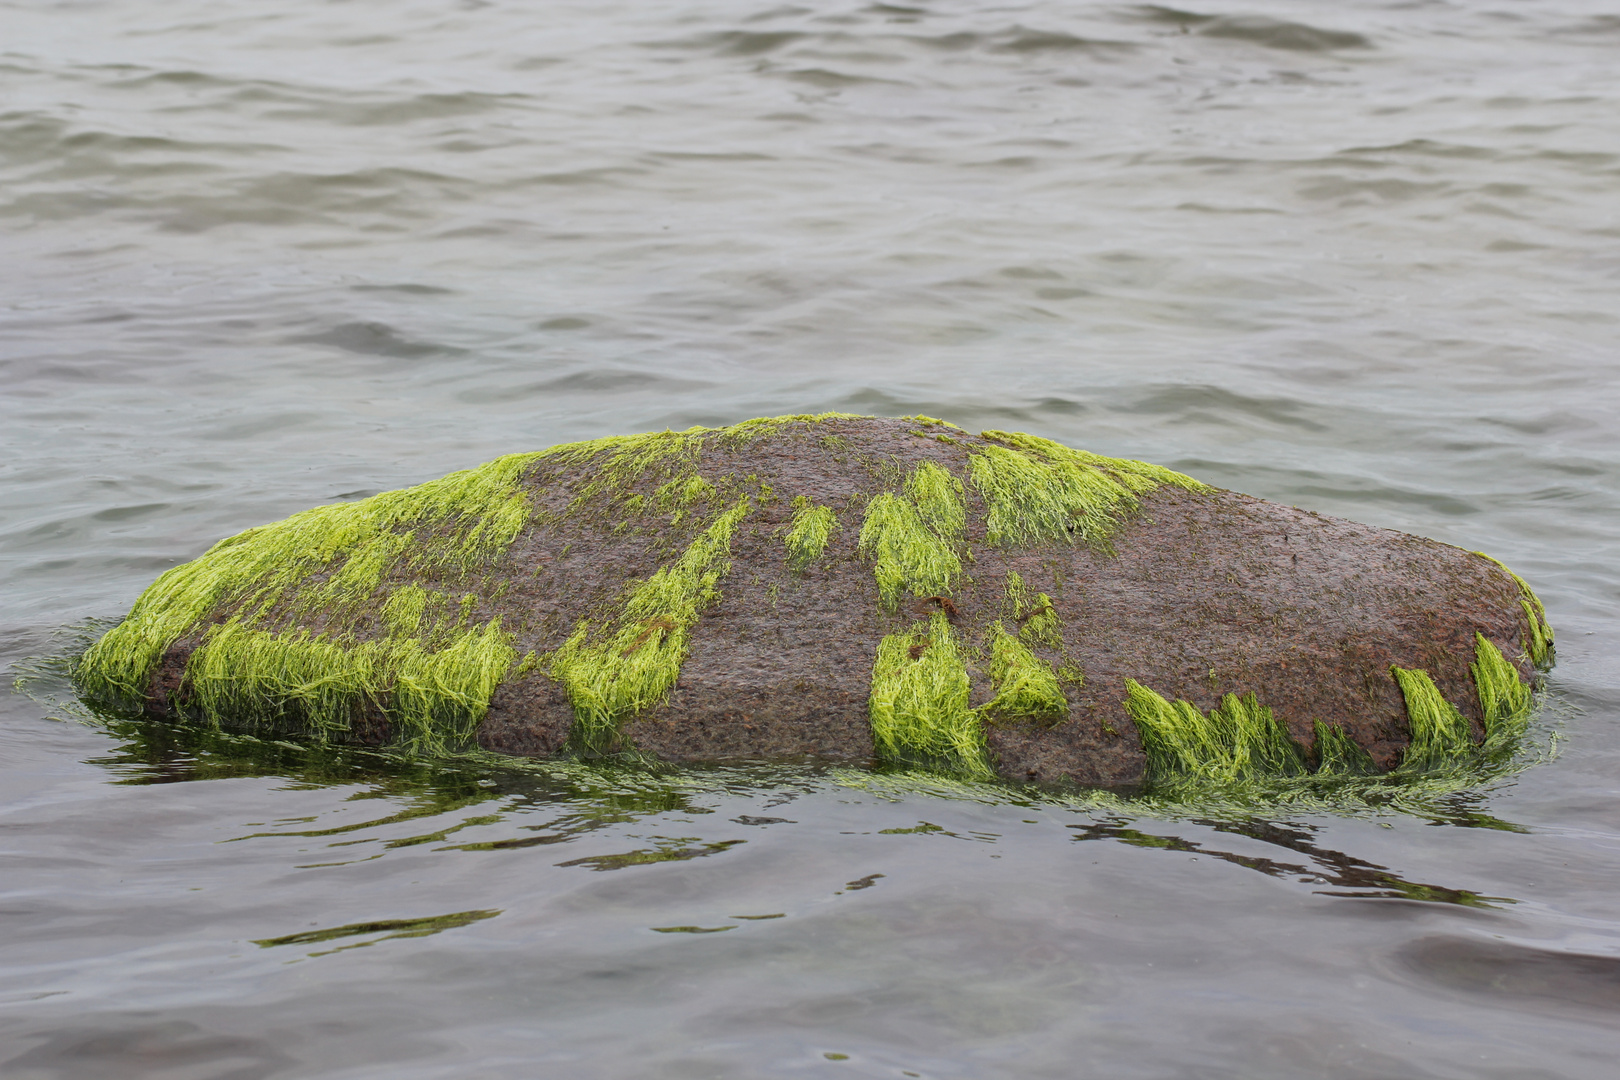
[76, 414, 1551, 788]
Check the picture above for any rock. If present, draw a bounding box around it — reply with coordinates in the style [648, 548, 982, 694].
[75, 414, 1552, 789]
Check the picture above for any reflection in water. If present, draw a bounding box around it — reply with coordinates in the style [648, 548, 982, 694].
[252, 909, 501, 958]
[556, 838, 747, 871]
[1071, 819, 1510, 907]
[13, 648, 1530, 918]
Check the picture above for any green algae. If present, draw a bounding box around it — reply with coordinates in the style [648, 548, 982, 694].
[76, 451, 544, 709]
[549, 498, 751, 753]
[868, 611, 992, 777]
[185, 616, 515, 754]
[711, 411, 862, 447]
[1471, 633, 1533, 756]
[1124, 680, 1307, 784]
[655, 474, 718, 522]
[1312, 721, 1379, 776]
[1124, 631, 1537, 790]
[1129, 639, 1537, 790]
[1001, 570, 1061, 648]
[858, 462, 966, 610]
[784, 496, 839, 570]
[1390, 640, 1536, 776]
[969, 430, 1209, 550]
[1473, 551, 1554, 667]
[1390, 666, 1475, 773]
[981, 622, 1067, 724]
[899, 415, 964, 430]
[253, 909, 501, 952]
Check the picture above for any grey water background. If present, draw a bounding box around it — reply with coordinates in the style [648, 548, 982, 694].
[3, 0, 1620, 1075]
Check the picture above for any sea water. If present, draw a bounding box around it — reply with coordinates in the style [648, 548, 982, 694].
[3, 1, 1619, 1076]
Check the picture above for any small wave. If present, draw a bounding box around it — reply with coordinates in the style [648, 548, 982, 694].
[1198, 15, 1372, 52]
[1395, 936, 1620, 1014]
[458, 370, 715, 403]
[987, 27, 1139, 54]
[783, 68, 895, 88]
[658, 30, 808, 57]
[287, 322, 461, 361]
[899, 27, 1136, 55]
[1128, 5, 1215, 27]
[262, 90, 526, 128]
[1128, 7, 1370, 50]
[352, 283, 456, 296]
[1118, 383, 1333, 433]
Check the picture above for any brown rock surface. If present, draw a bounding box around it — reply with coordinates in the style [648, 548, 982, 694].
[134, 415, 1541, 787]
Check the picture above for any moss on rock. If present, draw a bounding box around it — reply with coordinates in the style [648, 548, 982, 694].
[868, 611, 990, 777]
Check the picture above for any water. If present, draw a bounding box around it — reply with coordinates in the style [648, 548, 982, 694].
[3, 0, 1619, 1074]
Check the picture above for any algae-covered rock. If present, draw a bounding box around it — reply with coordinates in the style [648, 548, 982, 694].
[75, 414, 1552, 788]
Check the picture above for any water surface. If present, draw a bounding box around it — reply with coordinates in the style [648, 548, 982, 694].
[3, 1, 1619, 1076]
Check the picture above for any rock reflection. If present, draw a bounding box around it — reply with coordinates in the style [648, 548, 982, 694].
[1072, 818, 1511, 907]
[252, 909, 501, 958]
[74, 710, 813, 869]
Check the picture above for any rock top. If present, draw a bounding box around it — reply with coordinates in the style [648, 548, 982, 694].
[77, 414, 1552, 789]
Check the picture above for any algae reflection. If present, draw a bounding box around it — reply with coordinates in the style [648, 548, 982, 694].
[15, 636, 1551, 919]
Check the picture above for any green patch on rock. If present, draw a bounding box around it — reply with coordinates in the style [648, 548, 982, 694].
[1473, 551, 1554, 668]
[1124, 681, 1308, 784]
[1001, 570, 1061, 648]
[186, 617, 514, 754]
[76, 451, 546, 727]
[1312, 720, 1379, 776]
[1390, 666, 1475, 774]
[1127, 633, 1537, 789]
[858, 462, 966, 610]
[869, 611, 992, 777]
[981, 622, 1068, 724]
[1471, 632, 1533, 756]
[969, 430, 1209, 550]
[550, 498, 751, 753]
[1391, 634, 1534, 774]
[784, 496, 839, 570]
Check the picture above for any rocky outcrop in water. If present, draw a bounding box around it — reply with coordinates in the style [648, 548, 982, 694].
[76, 414, 1551, 789]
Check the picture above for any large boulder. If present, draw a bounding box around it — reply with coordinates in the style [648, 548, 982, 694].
[76, 414, 1551, 788]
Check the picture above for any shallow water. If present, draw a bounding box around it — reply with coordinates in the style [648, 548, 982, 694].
[3, 0, 1620, 1075]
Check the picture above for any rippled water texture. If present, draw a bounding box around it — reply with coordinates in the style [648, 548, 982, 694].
[4, 1, 1620, 1076]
